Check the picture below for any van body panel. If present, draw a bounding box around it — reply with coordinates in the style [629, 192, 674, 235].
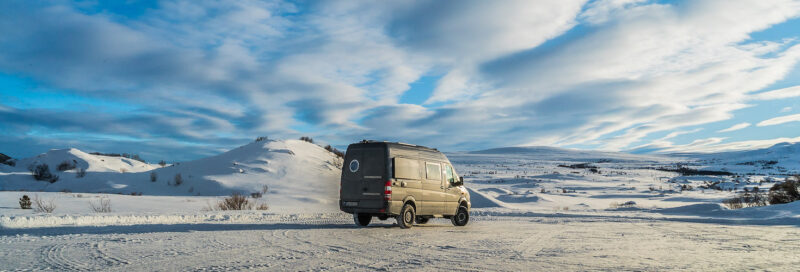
[420, 161, 443, 214]
[340, 144, 387, 210]
[339, 141, 469, 218]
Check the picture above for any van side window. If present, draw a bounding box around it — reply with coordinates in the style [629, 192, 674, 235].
[425, 162, 441, 181]
[445, 164, 455, 184]
[394, 157, 421, 180]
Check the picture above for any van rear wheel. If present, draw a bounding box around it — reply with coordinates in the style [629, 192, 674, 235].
[451, 206, 469, 226]
[354, 213, 371, 227]
[397, 204, 415, 229]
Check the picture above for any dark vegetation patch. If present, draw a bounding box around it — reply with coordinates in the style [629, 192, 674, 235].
[768, 176, 800, 205]
[31, 164, 59, 183]
[736, 160, 778, 166]
[299, 136, 314, 143]
[324, 145, 345, 158]
[19, 195, 31, 209]
[557, 163, 600, 173]
[0, 153, 14, 166]
[652, 166, 733, 176]
[723, 187, 767, 209]
[56, 160, 77, 171]
[723, 176, 800, 209]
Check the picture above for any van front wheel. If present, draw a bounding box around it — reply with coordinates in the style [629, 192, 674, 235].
[354, 213, 371, 227]
[397, 204, 415, 229]
[451, 206, 469, 226]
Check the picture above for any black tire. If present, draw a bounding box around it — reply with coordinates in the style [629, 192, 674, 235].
[451, 206, 469, 226]
[397, 203, 415, 229]
[354, 213, 371, 227]
[415, 216, 430, 224]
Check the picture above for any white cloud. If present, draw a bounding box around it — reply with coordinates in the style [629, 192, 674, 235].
[781, 107, 793, 112]
[652, 136, 800, 153]
[579, 0, 650, 25]
[757, 113, 800, 127]
[751, 85, 800, 100]
[458, 0, 800, 150]
[717, 122, 751, 133]
[662, 128, 703, 140]
[384, 0, 587, 63]
[3, 0, 800, 158]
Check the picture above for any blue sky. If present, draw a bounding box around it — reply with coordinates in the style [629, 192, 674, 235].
[2, 0, 800, 162]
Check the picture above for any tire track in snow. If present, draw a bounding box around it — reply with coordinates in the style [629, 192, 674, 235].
[38, 243, 91, 271]
[512, 224, 565, 259]
[92, 239, 131, 267]
[261, 227, 381, 271]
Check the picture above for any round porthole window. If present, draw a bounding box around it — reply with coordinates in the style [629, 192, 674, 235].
[349, 159, 360, 173]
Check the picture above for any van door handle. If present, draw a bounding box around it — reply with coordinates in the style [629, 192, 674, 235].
[401, 181, 407, 187]
[440, 186, 445, 189]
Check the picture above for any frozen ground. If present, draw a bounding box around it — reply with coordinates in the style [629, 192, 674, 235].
[2, 141, 800, 270]
[2, 211, 800, 271]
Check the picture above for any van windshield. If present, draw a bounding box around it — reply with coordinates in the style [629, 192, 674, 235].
[445, 164, 455, 184]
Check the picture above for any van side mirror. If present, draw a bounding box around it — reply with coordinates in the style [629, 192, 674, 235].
[453, 176, 464, 186]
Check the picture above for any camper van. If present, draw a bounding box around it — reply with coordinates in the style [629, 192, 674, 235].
[339, 140, 470, 228]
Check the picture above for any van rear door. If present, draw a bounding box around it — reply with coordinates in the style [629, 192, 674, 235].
[341, 145, 387, 209]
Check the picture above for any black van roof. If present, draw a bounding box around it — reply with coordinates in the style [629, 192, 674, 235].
[349, 140, 448, 162]
[356, 140, 438, 151]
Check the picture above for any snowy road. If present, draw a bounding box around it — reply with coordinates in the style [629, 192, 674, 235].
[2, 214, 799, 271]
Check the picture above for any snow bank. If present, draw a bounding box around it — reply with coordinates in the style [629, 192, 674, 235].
[653, 201, 800, 219]
[0, 212, 349, 229]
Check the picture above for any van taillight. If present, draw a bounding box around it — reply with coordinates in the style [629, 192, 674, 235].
[384, 180, 392, 201]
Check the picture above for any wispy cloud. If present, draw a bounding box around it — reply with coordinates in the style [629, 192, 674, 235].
[718, 123, 751, 133]
[751, 85, 800, 100]
[648, 136, 800, 153]
[663, 128, 703, 140]
[757, 113, 800, 127]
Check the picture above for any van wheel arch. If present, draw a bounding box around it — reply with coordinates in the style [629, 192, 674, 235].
[400, 196, 416, 211]
[405, 200, 416, 211]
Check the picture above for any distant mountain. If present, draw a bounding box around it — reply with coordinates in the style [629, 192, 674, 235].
[0, 140, 343, 206]
[675, 142, 800, 175]
[469, 146, 573, 155]
[464, 146, 670, 162]
[676, 142, 799, 161]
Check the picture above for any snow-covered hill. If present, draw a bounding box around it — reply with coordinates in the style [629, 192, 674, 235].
[0, 140, 343, 209]
[678, 142, 800, 175]
[12, 148, 156, 173]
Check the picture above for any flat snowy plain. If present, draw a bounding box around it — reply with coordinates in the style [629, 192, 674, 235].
[2, 140, 800, 270]
[3, 210, 800, 271]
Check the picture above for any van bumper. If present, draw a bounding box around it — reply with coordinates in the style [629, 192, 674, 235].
[339, 200, 394, 215]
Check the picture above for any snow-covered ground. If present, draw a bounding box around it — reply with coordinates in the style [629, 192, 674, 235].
[1, 141, 800, 270]
[3, 213, 800, 271]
